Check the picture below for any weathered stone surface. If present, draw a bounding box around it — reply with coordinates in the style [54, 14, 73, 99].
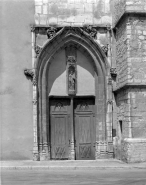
[111, 0, 146, 26]
[35, 0, 111, 26]
[121, 138, 146, 163]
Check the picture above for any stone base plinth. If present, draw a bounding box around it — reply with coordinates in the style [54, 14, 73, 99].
[121, 138, 146, 163]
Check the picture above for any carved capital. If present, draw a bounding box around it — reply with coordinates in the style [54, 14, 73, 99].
[46, 26, 57, 39]
[34, 45, 42, 57]
[110, 68, 117, 77]
[82, 25, 97, 39]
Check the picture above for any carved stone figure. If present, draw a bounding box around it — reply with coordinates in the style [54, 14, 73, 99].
[46, 27, 57, 39]
[68, 66, 75, 91]
[82, 25, 97, 39]
[24, 68, 37, 86]
[110, 68, 117, 77]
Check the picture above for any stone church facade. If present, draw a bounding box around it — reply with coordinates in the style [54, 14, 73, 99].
[1, 0, 146, 163]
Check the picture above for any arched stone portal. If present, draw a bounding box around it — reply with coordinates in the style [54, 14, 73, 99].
[31, 27, 113, 161]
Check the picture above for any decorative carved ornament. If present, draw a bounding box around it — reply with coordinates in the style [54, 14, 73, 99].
[35, 45, 42, 58]
[107, 100, 113, 104]
[55, 102, 64, 111]
[24, 69, 37, 86]
[46, 27, 57, 39]
[32, 99, 37, 105]
[110, 68, 117, 77]
[101, 45, 108, 56]
[67, 56, 76, 95]
[108, 77, 112, 85]
[31, 25, 36, 32]
[80, 102, 89, 110]
[82, 25, 97, 39]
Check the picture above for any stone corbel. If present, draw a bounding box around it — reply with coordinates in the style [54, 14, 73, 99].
[24, 69, 37, 86]
[82, 25, 97, 39]
[110, 68, 117, 77]
[24, 69, 34, 80]
[46, 26, 57, 39]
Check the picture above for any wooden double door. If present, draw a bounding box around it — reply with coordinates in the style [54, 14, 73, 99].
[50, 97, 95, 160]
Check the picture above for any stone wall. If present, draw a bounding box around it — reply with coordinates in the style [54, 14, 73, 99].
[115, 87, 146, 161]
[35, 0, 111, 26]
[115, 18, 128, 89]
[129, 88, 146, 138]
[0, 0, 35, 160]
[127, 16, 146, 84]
[111, 0, 146, 26]
[115, 15, 146, 89]
[121, 138, 146, 163]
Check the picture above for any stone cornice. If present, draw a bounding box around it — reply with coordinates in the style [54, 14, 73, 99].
[113, 12, 146, 29]
[113, 83, 146, 93]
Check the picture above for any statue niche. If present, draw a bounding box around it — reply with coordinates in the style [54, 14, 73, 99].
[68, 66, 75, 91]
[67, 56, 76, 95]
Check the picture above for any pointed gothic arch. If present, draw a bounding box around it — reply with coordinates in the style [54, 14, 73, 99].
[33, 27, 113, 160]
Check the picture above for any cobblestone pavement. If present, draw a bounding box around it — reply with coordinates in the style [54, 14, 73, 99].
[1, 169, 146, 185]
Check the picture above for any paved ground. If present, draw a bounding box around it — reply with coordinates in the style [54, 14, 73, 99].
[1, 159, 146, 170]
[1, 169, 146, 185]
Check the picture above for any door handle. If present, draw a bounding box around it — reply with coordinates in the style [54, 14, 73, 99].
[69, 140, 70, 146]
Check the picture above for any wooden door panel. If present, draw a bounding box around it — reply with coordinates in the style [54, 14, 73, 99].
[74, 98, 95, 160]
[51, 115, 69, 159]
[79, 144, 91, 159]
[79, 116, 91, 143]
[50, 98, 70, 160]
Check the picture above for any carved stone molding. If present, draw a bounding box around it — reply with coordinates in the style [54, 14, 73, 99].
[110, 68, 117, 77]
[108, 77, 112, 85]
[46, 27, 57, 39]
[82, 25, 97, 39]
[35, 45, 42, 58]
[101, 45, 108, 56]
